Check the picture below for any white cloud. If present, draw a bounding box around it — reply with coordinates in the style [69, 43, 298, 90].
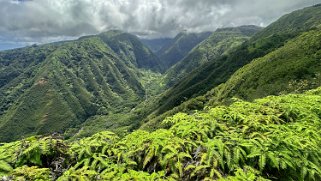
[0, 0, 318, 44]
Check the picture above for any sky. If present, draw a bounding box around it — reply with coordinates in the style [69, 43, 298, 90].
[0, 0, 319, 50]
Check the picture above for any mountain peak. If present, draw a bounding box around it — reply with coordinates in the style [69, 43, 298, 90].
[99, 30, 125, 37]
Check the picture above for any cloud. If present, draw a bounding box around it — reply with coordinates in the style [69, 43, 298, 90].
[0, 0, 318, 45]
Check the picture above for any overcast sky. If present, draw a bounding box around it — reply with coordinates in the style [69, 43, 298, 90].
[0, 0, 319, 50]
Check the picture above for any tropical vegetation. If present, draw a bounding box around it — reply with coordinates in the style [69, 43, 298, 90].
[1, 4, 321, 181]
[1, 87, 321, 180]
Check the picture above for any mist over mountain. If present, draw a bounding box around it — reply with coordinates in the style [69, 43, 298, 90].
[0, 0, 319, 50]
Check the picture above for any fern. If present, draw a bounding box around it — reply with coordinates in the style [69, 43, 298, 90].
[1, 87, 321, 180]
[0, 160, 13, 174]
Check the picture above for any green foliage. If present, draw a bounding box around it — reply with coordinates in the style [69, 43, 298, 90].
[2, 87, 321, 180]
[138, 69, 166, 98]
[0, 135, 71, 179]
[0, 141, 21, 176]
[15, 136, 69, 168]
[10, 166, 52, 181]
[218, 166, 269, 181]
[1, 6, 321, 180]
[0, 160, 13, 175]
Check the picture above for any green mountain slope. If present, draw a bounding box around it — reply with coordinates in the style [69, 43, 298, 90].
[0, 31, 162, 142]
[1, 87, 321, 180]
[157, 32, 212, 69]
[165, 26, 262, 87]
[1, 5, 321, 180]
[143, 27, 321, 129]
[140, 38, 173, 53]
[206, 28, 321, 105]
[66, 26, 254, 139]
[98, 30, 164, 72]
[144, 5, 321, 125]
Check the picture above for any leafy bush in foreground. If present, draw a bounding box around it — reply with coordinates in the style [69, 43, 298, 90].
[1, 87, 321, 180]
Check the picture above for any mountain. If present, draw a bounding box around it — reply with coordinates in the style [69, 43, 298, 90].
[140, 5, 321, 128]
[2, 4, 321, 181]
[0, 31, 163, 142]
[143, 26, 321, 130]
[164, 25, 262, 87]
[98, 30, 164, 72]
[206, 28, 321, 105]
[156, 31, 212, 69]
[65, 27, 261, 139]
[140, 38, 173, 53]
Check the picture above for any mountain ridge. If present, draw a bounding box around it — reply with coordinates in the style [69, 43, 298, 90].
[138, 5, 321, 130]
[145, 5, 321, 123]
[0, 31, 162, 142]
[164, 25, 262, 87]
[156, 31, 212, 70]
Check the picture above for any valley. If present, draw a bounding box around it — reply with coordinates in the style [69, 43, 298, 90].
[1, 3, 321, 181]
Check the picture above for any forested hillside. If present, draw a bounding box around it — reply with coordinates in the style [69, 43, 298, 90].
[98, 31, 164, 72]
[1, 87, 321, 180]
[206, 28, 321, 105]
[142, 24, 321, 129]
[1, 3, 321, 180]
[140, 38, 173, 53]
[141, 5, 321, 129]
[0, 31, 163, 142]
[157, 32, 212, 70]
[164, 26, 262, 87]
